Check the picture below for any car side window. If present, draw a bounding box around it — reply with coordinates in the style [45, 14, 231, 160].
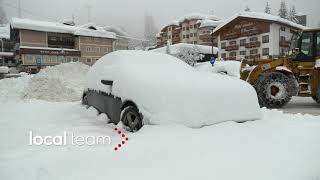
[317, 32, 320, 56]
[300, 32, 313, 57]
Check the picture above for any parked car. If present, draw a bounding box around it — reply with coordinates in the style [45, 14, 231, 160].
[0, 66, 21, 80]
[82, 51, 261, 132]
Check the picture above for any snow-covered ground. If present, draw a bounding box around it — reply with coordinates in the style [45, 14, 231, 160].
[0, 60, 320, 180]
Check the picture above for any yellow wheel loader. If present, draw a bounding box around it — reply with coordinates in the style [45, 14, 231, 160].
[240, 28, 320, 108]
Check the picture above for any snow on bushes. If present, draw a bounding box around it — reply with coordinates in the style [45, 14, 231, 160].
[85, 50, 261, 128]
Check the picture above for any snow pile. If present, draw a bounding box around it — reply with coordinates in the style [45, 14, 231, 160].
[22, 62, 89, 102]
[0, 66, 9, 74]
[198, 19, 223, 28]
[213, 11, 306, 35]
[0, 75, 31, 101]
[195, 61, 241, 77]
[85, 51, 261, 128]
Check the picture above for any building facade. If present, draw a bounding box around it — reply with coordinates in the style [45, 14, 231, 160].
[156, 14, 221, 47]
[212, 12, 305, 61]
[10, 18, 116, 72]
[0, 24, 15, 67]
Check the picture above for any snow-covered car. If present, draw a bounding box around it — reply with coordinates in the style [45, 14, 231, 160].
[82, 51, 261, 131]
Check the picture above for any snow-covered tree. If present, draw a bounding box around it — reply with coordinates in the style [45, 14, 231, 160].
[171, 45, 203, 67]
[244, 6, 251, 12]
[143, 11, 158, 48]
[265, 2, 271, 14]
[0, 0, 7, 24]
[288, 5, 298, 23]
[278, 1, 288, 19]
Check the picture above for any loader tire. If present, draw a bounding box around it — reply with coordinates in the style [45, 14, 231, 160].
[254, 72, 292, 108]
[312, 85, 320, 104]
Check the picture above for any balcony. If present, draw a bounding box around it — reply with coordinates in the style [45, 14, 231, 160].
[172, 29, 181, 34]
[225, 44, 239, 51]
[199, 34, 212, 41]
[279, 40, 290, 47]
[172, 37, 181, 43]
[245, 41, 261, 48]
[245, 54, 261, 59]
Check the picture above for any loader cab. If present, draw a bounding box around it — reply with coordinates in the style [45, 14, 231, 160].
[290, 29, 320, 62]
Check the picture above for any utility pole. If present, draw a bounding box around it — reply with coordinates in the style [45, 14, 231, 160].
[84, 4, 92, 23]
[18, 0, 22, 18]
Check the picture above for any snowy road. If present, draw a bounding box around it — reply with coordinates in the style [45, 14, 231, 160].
[280, 97, 320, 116]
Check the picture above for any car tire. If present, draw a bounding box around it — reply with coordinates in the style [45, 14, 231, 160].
[255, 72, 292, 108]
[82, 94, 88, 105]
[121, 106, 143, 132]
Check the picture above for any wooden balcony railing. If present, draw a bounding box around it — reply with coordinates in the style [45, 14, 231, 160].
[245, 41, 261, 48]
[279, 40, 290, 47]
[225, 45, 239, 51]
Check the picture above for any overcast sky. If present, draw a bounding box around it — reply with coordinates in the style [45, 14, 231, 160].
[4, 0, 320, 38]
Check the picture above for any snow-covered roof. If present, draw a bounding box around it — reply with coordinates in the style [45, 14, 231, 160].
[198, 19, 223, 28]
[11, 18, 116, 39]
[103, 26, 129, 37]
[160, 13, 221, 32]
[151, 43, 219, 54]
[20, 46, 80, 51]
[212, 12, 306, 35]
[0, 24, 10, 39]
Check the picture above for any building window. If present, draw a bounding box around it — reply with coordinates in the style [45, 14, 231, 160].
[51, 56, 58, 63]
[58, 56, 65, 63]
[168, 27, 171, 31]
[86, 46, 92, 52]
[193, 41, 197, 44]
[43, 55, 50, 64]
[190, 33, 193, 37]
[280, 36, 286, 41]
[240, 51, 246, 55]
[95, 47, 100, 52]
[262, 35, 269, 43]
[250, 37, 258, 42]
[193, 33, 197, 37]
[229, 52, 237, 57]
[280, 26, 286, 31]
[183, 35, 186, 39]
[72, 57, 79, 62]
[229, 41, 236, 45]
[66, 56, 72, 63]
[250, 49, 258, 55]
[190, 25, 193, 29]
[104, 47, 109, 53]
[25, 55, 34, 63]
[182, 27, 185, 31]
[240, 39, 246, 46]
[186, 34, 189, 38]
[221, 53, 226, 58]
[86, 58, 92, 63]
[186, 27, 189, 31]
[262, 48, 269, 56]
[221, 42, 226, 49]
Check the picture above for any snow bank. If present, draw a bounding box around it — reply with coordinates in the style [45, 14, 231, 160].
[195, 61, 241, 77]
[0, 66, 9, 74]
[22, 62, 89, 102]
[0, 62, 89, 102]
[85, 51, 261, 128]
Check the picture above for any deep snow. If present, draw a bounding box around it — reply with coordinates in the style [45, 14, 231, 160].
[1, 55, 320, 180]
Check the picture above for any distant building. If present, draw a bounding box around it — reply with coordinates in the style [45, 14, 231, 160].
[212, 12, 305, 61]
[156, 13, 222, 47]
[10, 18, 117, 72]
[296, 14, 307, 26]
[104, 26, 129, 51]
[0, 24, 15, 67]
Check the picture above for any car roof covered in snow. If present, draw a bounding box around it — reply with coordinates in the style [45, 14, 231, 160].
[212, 12, 306, 35]
[151, 43, 219, 55]
[11, 18, 117, 39]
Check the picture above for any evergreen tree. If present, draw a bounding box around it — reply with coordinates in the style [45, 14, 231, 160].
[244, 6, 251, 12]
[265, 2, 271, 14]
[289, 5, 298, 23]
[0, 0, 7, 24]
[278, 1, 288, 19]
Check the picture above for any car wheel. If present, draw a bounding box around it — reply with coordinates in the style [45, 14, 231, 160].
[82, 94, 88, 105]
[121, 106, 143, 132]
[255, 72, 292, 108]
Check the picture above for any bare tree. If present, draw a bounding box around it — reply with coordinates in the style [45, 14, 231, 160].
[289, 5, 298, 23]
